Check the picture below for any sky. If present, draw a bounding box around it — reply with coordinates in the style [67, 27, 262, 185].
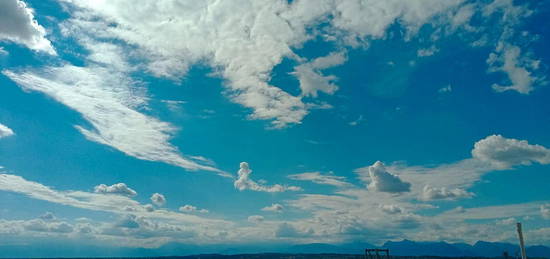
[0, 0, 550, 256]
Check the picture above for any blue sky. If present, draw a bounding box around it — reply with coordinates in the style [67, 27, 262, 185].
[0, 0, 550, 256]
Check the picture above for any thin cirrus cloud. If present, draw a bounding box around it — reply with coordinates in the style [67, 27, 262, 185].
[2, 65, 225, 175]
[287, 171, 350, 187]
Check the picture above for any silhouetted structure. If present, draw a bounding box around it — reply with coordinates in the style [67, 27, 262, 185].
[366, 248, 390, 259]
[517, 222, 527, 259]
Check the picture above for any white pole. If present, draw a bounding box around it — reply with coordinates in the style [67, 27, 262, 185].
[516, 222, 527, 259]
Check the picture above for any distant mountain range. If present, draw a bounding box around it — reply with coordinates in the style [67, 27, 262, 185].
[286, 240, 550, 258]
[1, 239, 549, 258]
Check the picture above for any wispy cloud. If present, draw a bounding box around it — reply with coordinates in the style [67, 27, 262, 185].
[288, 172, 350, 187]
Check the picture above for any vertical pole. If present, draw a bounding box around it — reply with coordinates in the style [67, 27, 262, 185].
[516, 222, 527, 259]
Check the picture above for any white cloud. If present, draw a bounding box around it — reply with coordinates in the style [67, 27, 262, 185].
[247, 215, 264, 224]
[362, 161, 411, 193]
[0, 0, 56, 54]
[3, 65, 224, 175]
[380, 204, 403, 214]
[288, 172, 349, 187]
[438, 84, 452, 93]
[482, 0, 546, 94]
[542, 204, 550, 220]
[234, 162, 301, 192]
[348, 115, 365, 126]
[0, 123, 14, 138]
[487, 43, 546, 94]
[421, 185, 473, 201]
[417, 45, 439, 57]
[94, 183, 137, 197]
[24, 219, 73, 233]
[179, 205, 208, 214]
[262, 203, 284, 213]
[472, 134, 550, 169]
[292, 51, 346, 97]
[54, 0, 465, 127]
[0, 173, 228, 229]
[150, 193, 166, 207]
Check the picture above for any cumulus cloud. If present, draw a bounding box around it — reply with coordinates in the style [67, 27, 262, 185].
[179, 205, 208, 214]
[0, 123, 14, 138]
[234, 162, 301, 192]
[247, 215, 264, 224]
[287, 172, 349, 187]
[472, 135, 550, 169]
[0, 173, 227, 230]
[364, 161, 411, 193]
[150, 193, 166, 207]
[421, 185, 473, 201]
[94, 183, 137, 197]
[262, 203, 284, 213]
[0, 0, 56, 54]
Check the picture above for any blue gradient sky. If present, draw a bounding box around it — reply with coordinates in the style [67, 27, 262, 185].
[0, 0, 549, 256]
